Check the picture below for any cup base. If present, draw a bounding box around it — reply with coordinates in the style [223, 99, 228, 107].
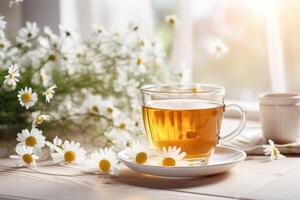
[184, 148, 215, 163]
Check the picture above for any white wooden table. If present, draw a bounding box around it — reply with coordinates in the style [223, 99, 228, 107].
[0, 119, 299, 200]
[0, 156, 300, 200]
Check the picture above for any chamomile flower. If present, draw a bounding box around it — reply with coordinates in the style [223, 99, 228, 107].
[104, 128, 132, 150]
[99, 100, 118, 117]
[113, 114, 135, 130]
[17, 87, 38, 109]
[92, 24, 105, 34]
[125, 139, 152, 164]
[16, 22, 39, 43]
[51, 140, 86, 164]
[160, 146, 187, 167]
[0, 37, 10, 51]
[17, 128, 46, 150]
[208, 39, 229, 58]
[90, 148, 119, 176]
[263, 140, 285, 161]
[43, 84, 57, 103]
[165, 15, 180, 27]
[32, 113, 51, 127]
[10, 145, 39, 167]
[81, 94, 103, 115]
[3, 64, 20, 88]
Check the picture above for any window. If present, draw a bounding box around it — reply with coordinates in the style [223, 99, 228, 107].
[1, 0, 299, 103]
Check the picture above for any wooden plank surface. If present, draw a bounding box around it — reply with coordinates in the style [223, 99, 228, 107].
[1, 119, 299, 200]
[1, 156, 300, 200]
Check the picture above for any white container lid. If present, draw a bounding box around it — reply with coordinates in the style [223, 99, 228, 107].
[259, 93, 300, 106]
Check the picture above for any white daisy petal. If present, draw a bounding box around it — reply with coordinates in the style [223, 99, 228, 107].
[43, 84, 57, 103]
[9, 155, 21, 159]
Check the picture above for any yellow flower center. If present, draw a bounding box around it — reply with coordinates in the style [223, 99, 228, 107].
[135, 152, 147, 164]
[168, 18, 175, 24]
[76, 53, 82, 58]
[107, 107, 113, 113]
[9, 73, 14, 79]
[192, 87, 198, 93]
[96, 28, 103, 33]
[139, 40, 145, 47]
[162, 157, 176, 166]
[49, 54, 57, 61]
[273, 147, 279, 157]
[64, 151, 76, 163]
[119, 123, 126, 129]
[21, 92, 32, 103]
[25, 136, 37, 147]
[136, 57, 142, 65]
[22, 154, 33, 164]
[36, 116, 44, 124]
[216, 46, 222, 52]
[91, 105, 99, 113]
[99, 159, 111, 172]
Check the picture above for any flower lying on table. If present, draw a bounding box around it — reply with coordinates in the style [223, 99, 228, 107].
[16, 128, 46, 152]
[89, 148, 119, 176]
[9, 145, 39, 167]
[47, 140, 86, 165]
[263, 139, 285, 161]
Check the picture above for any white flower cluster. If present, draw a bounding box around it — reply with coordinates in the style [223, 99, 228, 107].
[1, 15, 171, 151]
[10, 133, 188, 177]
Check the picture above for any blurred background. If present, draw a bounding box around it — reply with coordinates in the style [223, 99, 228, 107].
[1, 0, 299, 103]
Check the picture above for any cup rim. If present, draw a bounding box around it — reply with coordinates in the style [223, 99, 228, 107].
[259, 92, 300, 105]
[260, 92, 300, 98]
[140, 83, 225, 94]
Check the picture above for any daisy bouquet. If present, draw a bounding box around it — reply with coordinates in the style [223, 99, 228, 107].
[0, 14, 176, 154]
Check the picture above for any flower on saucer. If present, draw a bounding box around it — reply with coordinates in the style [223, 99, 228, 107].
[4, 64, 20, 88]
[9, 145, 39, 167]
[160, 146, 187, 167]
[50, 140, 86, 164]
[263, 139, 285, 161]
[17, 87, 38, 109]
[43, 84, 57, 103]
[17, 128, 46, 150]
[125, 139, 152, 165]
[90, 148, 119, 176]
[32, 113, 51, 127]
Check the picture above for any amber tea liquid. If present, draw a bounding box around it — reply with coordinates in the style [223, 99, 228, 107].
[142, 99, 224, 160]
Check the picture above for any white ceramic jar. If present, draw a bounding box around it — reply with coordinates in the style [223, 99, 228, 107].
[259, 93, 300, 143]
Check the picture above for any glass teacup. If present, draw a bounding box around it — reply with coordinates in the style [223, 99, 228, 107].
[140, 83, 246, 161]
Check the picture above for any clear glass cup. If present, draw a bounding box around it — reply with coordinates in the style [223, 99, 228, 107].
[140, 83, 246, 161]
